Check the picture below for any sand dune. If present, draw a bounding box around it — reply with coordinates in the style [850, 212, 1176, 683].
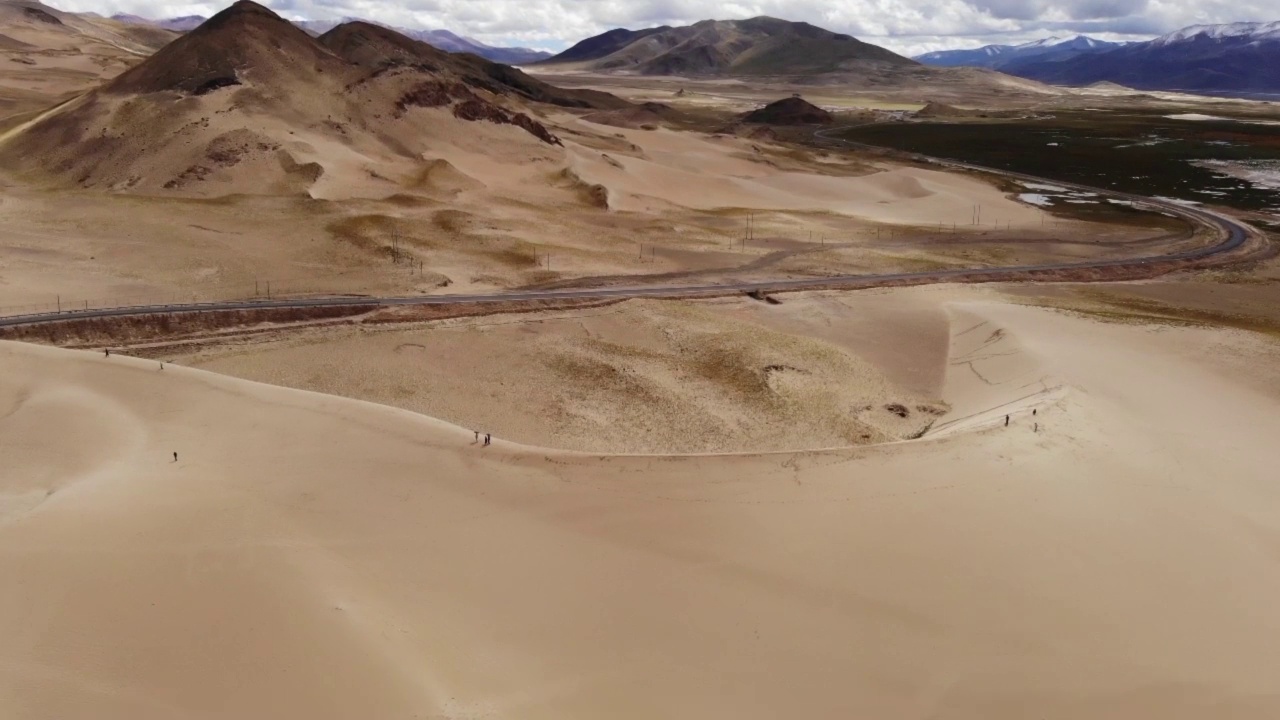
[930, 305, 1066, 436]
[4, 291, 1279, 718]
[567, 122, 1046, 226]
[177, 297, 947, 453]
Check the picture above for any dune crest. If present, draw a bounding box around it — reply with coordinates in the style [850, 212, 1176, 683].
[929, 305, 1067, 437]
[3, 293, 1280, 717]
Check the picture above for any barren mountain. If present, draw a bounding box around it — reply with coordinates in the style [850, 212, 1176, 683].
[111, 13, 207, 32]
[317, 20, 625, 109]
[0, 0, 176, 117]
[742, 96, 833, 124]
[538, 17, 914, 75]
[546, 26, 671, 65]
[0, 0, 174, 54]
[114, 12, 551, 64]
[105, 0, 346, 96]
[0, 2, 625, 197]
[310, 21, 551, 64]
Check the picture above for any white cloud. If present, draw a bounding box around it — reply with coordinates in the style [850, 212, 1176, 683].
[45, 0, 1279, 54]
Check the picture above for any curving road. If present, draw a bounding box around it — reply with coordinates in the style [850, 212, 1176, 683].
[0, 131, 1257, 329]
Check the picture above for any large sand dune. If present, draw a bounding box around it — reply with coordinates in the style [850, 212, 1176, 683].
[4, 292, 1279, 718]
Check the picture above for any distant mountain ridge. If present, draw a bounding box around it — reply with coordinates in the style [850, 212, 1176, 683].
[917, 22, 1280, 93]
[1007, 21, 1280, 93]
[537, 17, 914, 75]
[110, 11, 551, 64]
[1151, 21, 1280, 46]
[915, 35, 1125, 70]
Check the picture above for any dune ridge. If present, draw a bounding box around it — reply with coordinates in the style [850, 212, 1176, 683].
[4, 292, 1280, 718]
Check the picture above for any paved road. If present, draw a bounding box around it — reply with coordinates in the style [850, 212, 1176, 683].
[0, 132, 1256, 329]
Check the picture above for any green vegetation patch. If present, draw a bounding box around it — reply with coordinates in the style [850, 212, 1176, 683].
[841, 111, 1280, 212]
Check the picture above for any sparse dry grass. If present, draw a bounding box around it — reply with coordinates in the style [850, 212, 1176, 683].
[1024, 288, 1280, 339]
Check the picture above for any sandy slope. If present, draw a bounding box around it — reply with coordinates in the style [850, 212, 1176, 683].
[0, 105, 1136, 316]
[566, 121, 1045, 227]
[3, 293, 1280, 719]
[177, 297, 948, 454]
[0, 0, 171, 120]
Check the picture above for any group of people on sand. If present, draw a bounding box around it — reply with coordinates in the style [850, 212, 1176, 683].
[474, 430, 491, 446]
[1005, 408, 1040, 432]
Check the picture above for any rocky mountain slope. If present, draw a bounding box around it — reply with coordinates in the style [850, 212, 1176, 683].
[0, 0, 176, 117]
[112, 11, 551, 64]
[537, 17, 914, 75]
[0, 1, 622, 196]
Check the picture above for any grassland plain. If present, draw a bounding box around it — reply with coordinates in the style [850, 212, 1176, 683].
[842, 110, 1280, 212]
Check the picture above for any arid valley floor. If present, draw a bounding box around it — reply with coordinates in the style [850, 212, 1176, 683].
[3, 2, 1280, 718]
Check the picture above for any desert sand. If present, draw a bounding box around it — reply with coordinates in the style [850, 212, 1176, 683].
[0, 3, 1184, 316]
[170, 295, 950, 454]
[0, 101, 1175, 317]
[3, 3, 1280, 717]
[4, 288, 1280, 718]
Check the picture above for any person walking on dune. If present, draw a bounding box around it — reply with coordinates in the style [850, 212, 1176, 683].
[484, 433, 491, 447]
[173, 451, 178, 462]
[474, 430, 479, 444]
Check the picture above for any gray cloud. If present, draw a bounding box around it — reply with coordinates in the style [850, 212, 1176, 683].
[44, 0, 1278, 55]
[1064, 0, 1148, 20]
[968, 0, 1046, 21]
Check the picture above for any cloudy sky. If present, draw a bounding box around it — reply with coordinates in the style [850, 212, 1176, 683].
[49, 0, 1280, 55]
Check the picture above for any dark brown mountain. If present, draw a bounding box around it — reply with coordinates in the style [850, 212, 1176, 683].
[0, 2, 627, 195]
[538, 17, 914, 76]
[106, 0, 349, 96]
[742, 96, 833, 125]
[545, 27, 670, 64]
[318, 21, 627, 109]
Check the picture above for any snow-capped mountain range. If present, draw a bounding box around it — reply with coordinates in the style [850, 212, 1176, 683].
[917, 22, 1280, 93]
[915, 35, 1122, 69]
[1151, 21, 1280, 46]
